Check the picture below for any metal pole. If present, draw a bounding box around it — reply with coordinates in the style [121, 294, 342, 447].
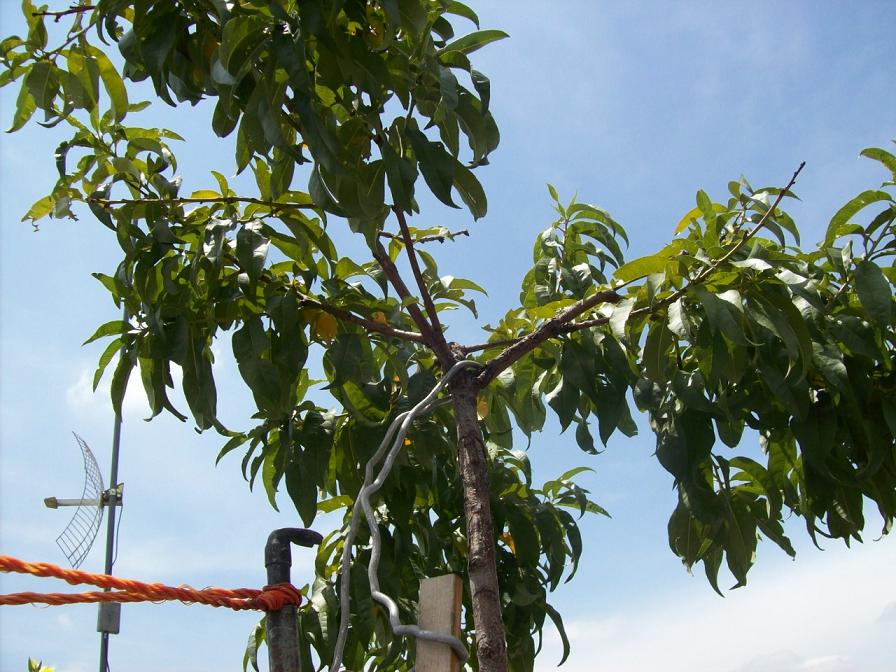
[99, 305, 127, 672]
[98, 406, 123, 672]
[265, 528, 322, 672]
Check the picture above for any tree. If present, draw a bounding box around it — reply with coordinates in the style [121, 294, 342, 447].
[2, 2, 895, 671]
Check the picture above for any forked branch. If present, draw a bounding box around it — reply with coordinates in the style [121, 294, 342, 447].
[475, 289, 622, 387]
[372, 242, 451, 363]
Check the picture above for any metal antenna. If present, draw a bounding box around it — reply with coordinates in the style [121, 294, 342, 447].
[44, 428, 125, 672]
[44, 433, 120, 569]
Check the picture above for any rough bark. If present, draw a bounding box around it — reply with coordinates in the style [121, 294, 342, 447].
[449, 349, 508, 672]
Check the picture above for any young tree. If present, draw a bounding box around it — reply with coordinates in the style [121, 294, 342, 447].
[3, 2, 895, 671]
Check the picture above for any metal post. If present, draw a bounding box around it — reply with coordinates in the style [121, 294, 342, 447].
[97, 406, 123, 672]
[265, 528, 322, 672]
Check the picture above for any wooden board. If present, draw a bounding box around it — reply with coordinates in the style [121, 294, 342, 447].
[415, 574, 463, 672]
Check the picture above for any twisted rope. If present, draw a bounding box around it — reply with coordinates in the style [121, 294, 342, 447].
[0, 555, 301, 611]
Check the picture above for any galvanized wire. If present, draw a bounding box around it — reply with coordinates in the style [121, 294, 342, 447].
[330, 360, 479, 671]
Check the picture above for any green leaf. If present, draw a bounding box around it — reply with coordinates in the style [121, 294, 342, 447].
[471, 69, 491, 112]
[440, 275, 487, 294]
[575, 420, 596, 454]
[505, 500, 540, 566]
[93, 337, 124, 391]
[262, 446, 281, 512]
[324, 334, 364, 388]
[220, 15, 268, 79]
[407, 126, 456, 208]
[675, 203, 726, 234]
[853, 260, 892, 327]
[826, 190, 893, 244]
[446, 1, 480, 27]
[7, 78, 36, 132]
[544, 602, 570, 665]
[860, 146, 896, 176]
[546, 379, 577, 431]
[24, 61, 58, 110]
[83, 320, 129, 345]
[90, 46, 129, 122]
[285, 448, 318, 527]
[642, 323, 674, 382]
[440, 29, 509, 56]
[693, 286, 746, 345]
[614, 253, 668, 282]
[21, 194, 53, 222]
[453, 159, 487, 219]
[236, 220, 270, 281]
[242, 619, 266, 672]
[232, 319, 282, 414]
[109, 347, 134, 417]
[381, 139, 416, 212]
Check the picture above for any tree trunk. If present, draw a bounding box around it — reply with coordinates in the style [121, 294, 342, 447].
[449, 363, 508, 672]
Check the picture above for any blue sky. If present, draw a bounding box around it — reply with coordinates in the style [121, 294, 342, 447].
[1, 1, 895, 671]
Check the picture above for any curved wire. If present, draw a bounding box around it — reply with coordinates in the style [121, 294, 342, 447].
[330, 360, 479, 671]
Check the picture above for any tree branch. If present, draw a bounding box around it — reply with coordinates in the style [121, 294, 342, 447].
[460, 337, 520, 355]
[296, 294, 425, 344]
[475, 289, 622, 387]
[372, 241, 448, 360]
[88, 196, 318, 211]
[34, 5, 95, 21]
[692, 161, 805, 282]
[379, 228, 470, 245]
[394, 208, 447, 341]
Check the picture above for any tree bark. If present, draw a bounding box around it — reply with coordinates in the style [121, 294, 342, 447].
[449, 352, 508, 672]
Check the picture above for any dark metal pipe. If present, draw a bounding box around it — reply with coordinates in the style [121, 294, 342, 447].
[265, 528, 322, 672]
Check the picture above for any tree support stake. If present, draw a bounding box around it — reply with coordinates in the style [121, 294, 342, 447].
[265, 528, 322, 672]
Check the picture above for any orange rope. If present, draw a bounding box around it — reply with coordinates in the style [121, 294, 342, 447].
[0, 555, 302, 611]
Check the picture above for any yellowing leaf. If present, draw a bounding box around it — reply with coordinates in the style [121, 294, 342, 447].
[190, 189, 222, 199]
[500, 531, 516, 555]
[313, 312, 338, 342]
[477, 397, 489, 419]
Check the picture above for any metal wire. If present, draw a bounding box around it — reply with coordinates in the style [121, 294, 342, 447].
[56, 433, 105, 568]
[330, 360, 479, 671]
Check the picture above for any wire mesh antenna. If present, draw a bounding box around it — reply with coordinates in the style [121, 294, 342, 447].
[46, 433, 106, 568]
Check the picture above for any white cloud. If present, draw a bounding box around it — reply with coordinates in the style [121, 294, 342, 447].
[878, 601, 896, 622]
[65, 363, 151, 419]
[540, 541, 896, 672]
[732, 652, 857, 672]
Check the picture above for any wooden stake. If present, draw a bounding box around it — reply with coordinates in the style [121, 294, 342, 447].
[416, 574, 463, 672]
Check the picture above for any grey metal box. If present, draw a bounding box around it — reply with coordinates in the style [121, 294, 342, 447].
[97, 602, 121, 634]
